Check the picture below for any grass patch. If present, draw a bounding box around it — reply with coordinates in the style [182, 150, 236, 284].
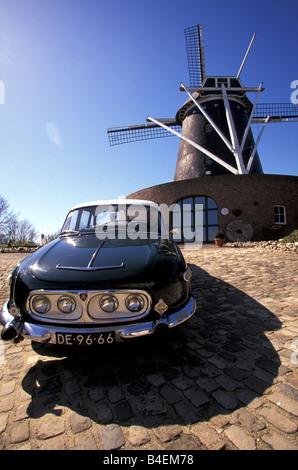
[281, 230, 298, 243]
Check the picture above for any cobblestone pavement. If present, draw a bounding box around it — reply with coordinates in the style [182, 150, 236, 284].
[0, 247, 297, 451]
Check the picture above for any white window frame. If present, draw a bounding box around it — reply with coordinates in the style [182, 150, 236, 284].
[274, 205, 287, 225]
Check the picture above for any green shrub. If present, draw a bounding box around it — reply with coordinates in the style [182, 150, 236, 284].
[214, 230, 225, 239]
[281, 230, 298, 243]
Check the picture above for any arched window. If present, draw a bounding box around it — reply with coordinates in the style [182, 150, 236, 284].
[172, 196, 219, 243]
[274, 206, 287, 225]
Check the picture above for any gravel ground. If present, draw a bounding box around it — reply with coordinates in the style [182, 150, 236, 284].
[0, 246, 297, 451]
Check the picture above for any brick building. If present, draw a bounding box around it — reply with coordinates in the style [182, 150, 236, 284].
[127, 174, 298, 243]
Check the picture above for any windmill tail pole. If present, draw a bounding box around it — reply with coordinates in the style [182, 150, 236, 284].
[237, 33, 256, 78]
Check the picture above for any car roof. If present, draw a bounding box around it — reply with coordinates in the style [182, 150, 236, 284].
[70, 199, 160, 211]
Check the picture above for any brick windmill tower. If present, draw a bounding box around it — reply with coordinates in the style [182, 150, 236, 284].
[108, 25, 298, 181]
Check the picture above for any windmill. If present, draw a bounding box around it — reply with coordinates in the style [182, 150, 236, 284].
[107, 25, 298, 181]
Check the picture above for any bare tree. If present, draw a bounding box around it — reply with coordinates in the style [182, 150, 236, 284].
[0, 195, 37, 245]
[44, 230, 60, 244]
[2, 214, 19, 244]
[16, 219, 37, 244]
[0, 195, 16, 244]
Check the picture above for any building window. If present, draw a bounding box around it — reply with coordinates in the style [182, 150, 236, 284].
[171, 196, 218, 243]
[205, 123, 213, 134]
[204, 155, 213, 166]
[217, 78, 229, 88]
[274, 205, 286, 225]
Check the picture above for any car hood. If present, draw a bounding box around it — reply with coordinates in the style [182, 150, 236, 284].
[29, 235, 166, 284]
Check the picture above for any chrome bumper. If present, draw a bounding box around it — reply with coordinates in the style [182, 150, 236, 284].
[0, 297, 196, 344]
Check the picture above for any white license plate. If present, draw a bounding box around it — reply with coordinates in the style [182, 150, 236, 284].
[56, 331, 115, 346]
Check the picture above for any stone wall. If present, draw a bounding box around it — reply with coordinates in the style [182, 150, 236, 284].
[127, 174, 298, 242]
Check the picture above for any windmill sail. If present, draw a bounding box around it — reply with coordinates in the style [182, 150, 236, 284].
[252, 103, 298, 123]
[107, 23, 297, 180]
[107, 103, 298, 146]
[184, 25, 206, 87]
[107, 121, 181, 146]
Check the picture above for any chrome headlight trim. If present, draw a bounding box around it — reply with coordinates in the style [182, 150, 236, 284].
[88, 291, 150, 322]
[28, 291, 82, 322]
[99, 295, 119, 313]
[57, 296, 76, 314]
[32, 295, 51, 314]
[125, 294, 145, 312]
[27, 289, 152, 324]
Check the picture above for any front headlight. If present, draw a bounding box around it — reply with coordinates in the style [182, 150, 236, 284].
[125, 294, 144, 312]
[32, 295, 51, 314]
[99, 295, 119, 313]
[57, 296, 76, 313]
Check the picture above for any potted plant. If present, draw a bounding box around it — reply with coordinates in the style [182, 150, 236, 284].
[214, 230, 225, 247]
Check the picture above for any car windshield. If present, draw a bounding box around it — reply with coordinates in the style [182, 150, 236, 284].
[60, 203, 167, 239]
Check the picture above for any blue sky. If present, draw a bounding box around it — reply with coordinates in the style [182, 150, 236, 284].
[0, 0, 297, 239]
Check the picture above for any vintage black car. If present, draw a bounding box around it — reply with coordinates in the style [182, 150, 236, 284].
[0, 199, 196, 346]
